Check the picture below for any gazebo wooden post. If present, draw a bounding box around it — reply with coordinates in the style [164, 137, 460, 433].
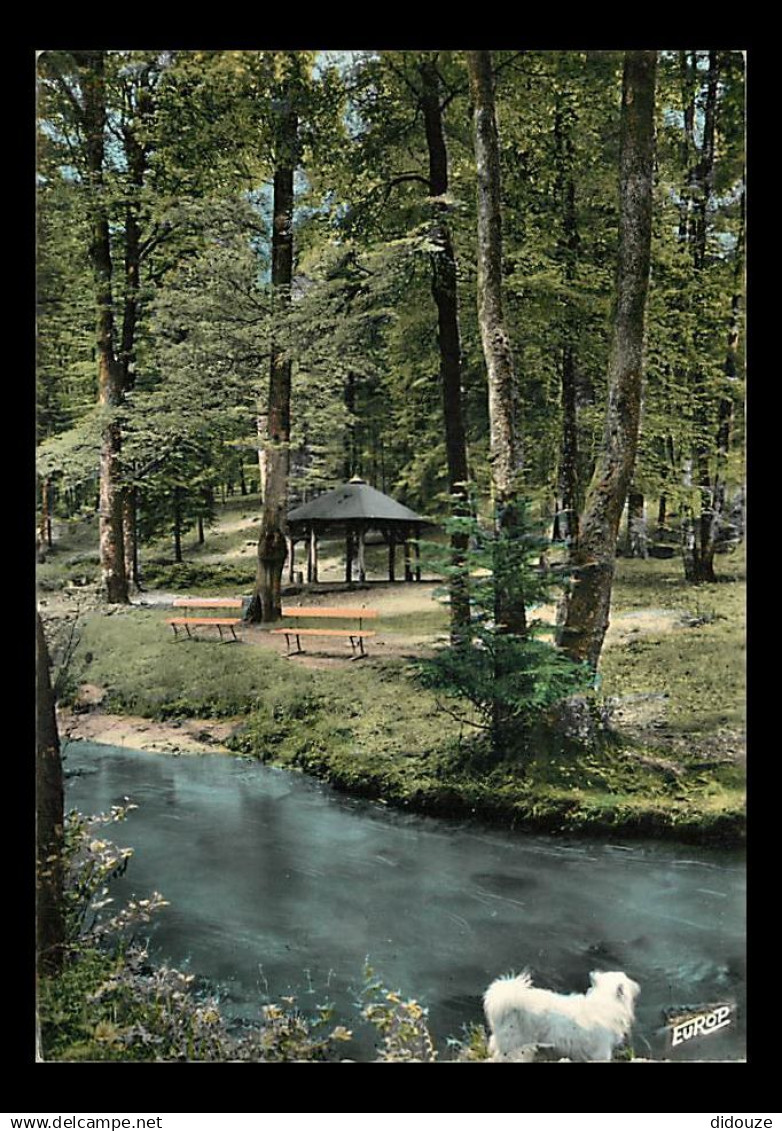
[357, 523, 367, 583]
[388, 526, 396, 582]
[309, 524, 318, 583]
[414, 523, 421, 582]
[404, 524, 412, 583]
[345, 528, 354, 583]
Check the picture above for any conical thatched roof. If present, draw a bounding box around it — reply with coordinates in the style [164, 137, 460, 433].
[287, 477, 428, 527]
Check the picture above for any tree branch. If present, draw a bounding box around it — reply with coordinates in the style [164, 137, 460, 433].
[385, 56, 423, 101]
[47, 59, 85, 125]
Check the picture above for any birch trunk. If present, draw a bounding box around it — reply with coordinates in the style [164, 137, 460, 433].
[467, 50, 527, 639]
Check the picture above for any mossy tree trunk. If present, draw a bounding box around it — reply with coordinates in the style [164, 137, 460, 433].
[76, 50, 129, 604]
[556, 50, 657, 669]
[247, 98, 298, 623]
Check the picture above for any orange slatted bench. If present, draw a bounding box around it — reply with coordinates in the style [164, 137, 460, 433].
[167, 597, 243, 642]
[270, 606, 378, 659]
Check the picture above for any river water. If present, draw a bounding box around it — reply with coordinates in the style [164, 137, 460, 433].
[63, 740, 746, 1061]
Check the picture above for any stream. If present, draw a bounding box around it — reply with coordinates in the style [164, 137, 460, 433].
[63, 740, 746, 1061]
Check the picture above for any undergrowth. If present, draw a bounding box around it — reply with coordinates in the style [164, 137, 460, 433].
[39, 807, 486, 1062]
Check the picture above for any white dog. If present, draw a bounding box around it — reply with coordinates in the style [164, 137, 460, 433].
[484, 969, 640, 1062]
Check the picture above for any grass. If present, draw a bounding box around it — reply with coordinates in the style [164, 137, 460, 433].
[600, 551, 746, 738]
[42, 501, 746, 845]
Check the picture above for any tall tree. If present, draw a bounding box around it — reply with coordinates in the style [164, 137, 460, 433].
[246, 54, 305, 622]
[679, 51, 733, 583]
[556, 50, 657, 668]
[73, 50, 129, 603]
[467, 49, 527, 638]
[419, 55, 471, 639]
[553, 90, 581, 548]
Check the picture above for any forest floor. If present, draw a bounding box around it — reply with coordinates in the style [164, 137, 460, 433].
[40, 500, 746, 845]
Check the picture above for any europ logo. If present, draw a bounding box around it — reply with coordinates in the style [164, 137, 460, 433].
[668, 1003, 733, 1047]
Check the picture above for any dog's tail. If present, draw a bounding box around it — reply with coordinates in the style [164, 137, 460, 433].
[484, 968, 534, 1006]
[516, 968, 533, 989]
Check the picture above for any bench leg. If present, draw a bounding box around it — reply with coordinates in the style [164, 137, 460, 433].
[284, 632, 304, 657]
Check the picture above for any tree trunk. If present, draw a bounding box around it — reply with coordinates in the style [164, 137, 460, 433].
[420, 57, 471, 641]
[173, 488, 183, 563]
[656, 494, 667, 539]
[247, 102, 298, 623]
[36, 612, 65, 980]
[257, 412, 268, 503]
[554, 99, 581, 550]
[626, 490, 648, 558]
[559, 343, 580, 548]
[556, 51, 657, 668]
[118, 127, 148, 598]
[711, 177, 745, 551]
[344, 370, 356, 481]
[39, 477, 53, 550]
[78, 51, 128, 604]
[467, 50, 527, 639]
[680, 51, 722, 584]
[122, 485, 140, 592]
[678, 51, 698, 242]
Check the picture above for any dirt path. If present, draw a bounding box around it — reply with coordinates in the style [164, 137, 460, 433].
[58, 705, 240, 755]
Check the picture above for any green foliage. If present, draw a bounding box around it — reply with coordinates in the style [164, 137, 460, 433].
[140, 558, 250, 591]
[36, 50, 745, 583]
[417, 501, 592, 747]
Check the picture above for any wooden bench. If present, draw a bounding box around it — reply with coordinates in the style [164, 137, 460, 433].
[270, 606, 378, 659]
[167, 598, 243, 642]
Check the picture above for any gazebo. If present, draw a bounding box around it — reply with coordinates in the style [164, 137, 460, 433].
[286, 477, 432, 584]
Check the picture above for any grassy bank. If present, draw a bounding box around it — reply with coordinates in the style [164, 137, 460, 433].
[41, 501, 745, 845]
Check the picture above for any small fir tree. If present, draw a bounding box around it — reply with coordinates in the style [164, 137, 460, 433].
[417, 497, 591, 759]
